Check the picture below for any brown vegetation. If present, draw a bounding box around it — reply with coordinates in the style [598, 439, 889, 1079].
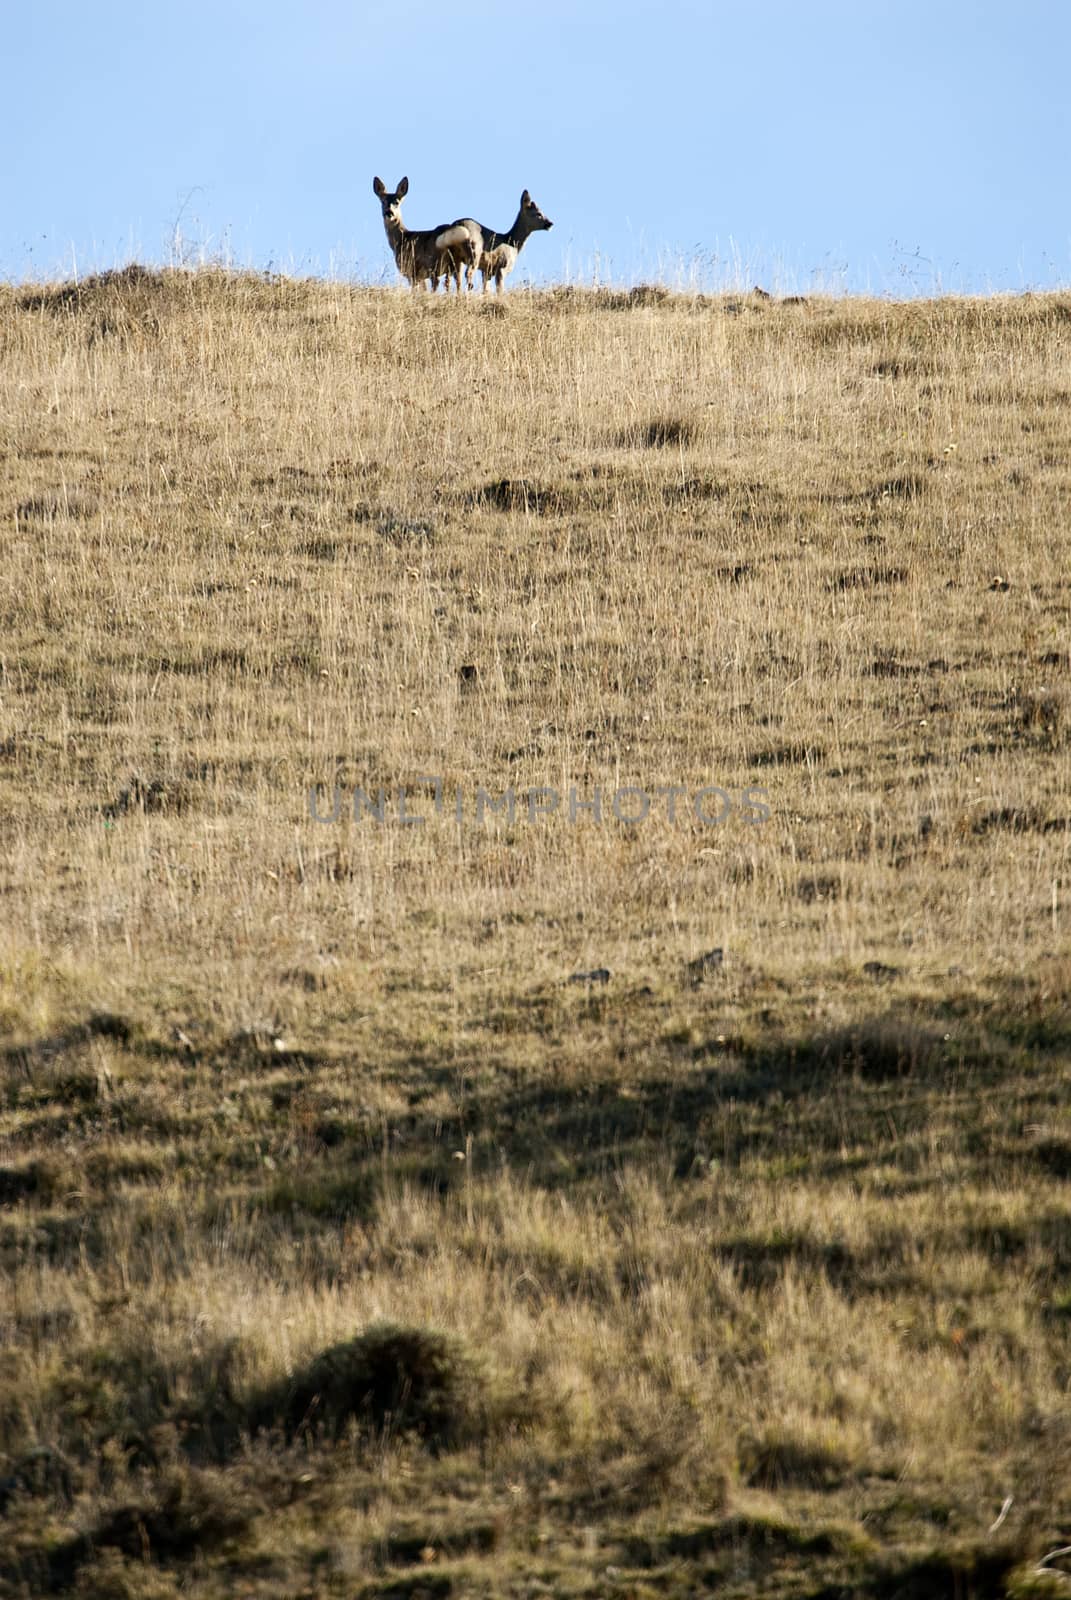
[1, 268, 1070, 1596]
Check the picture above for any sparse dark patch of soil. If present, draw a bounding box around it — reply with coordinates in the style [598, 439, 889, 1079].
[349, 501, 436, 542]
[797, 875, 842, 904]
[305, 538, 340, 561]
[869, 475, 927, 501]
[868, 654, 921, 678]
[831, 567, 910, 591]
[312, 1117, 349, 1148]
[474, 477, 553, 514]
[1016, 687, 1062, 733]
[816, 1019, 941, 1079]
[633, 416, 699, 448]
[1027, 1137, 1071, 1179]
[741, 1431, 852, 1490]
[0, 1012, 136, 1080]
[376, 1521, 502, 1568]
[376, 1575, 455, 1599]
[142, 647, 249, 676]
[375, 512, 435, 545]
[281, 966, 329, 991]
[971, 806, 1045, 836]
[748, 742, 825, 767]
[718, 1233, 845, 1290]
[11, 1306, 78, 1344]
[867, 1541, 1025, 1600]
[618, 1511, 856, 1570]
[86, 1011, 133, 1041]
[102, 774, 193, 819]
[0, 1446, 76, 1511]
[261, 1166, 376, 1220]
[16, 492, 97, 521]
[662, 475, 733, 503]
[301, 842, 361, 880]
[862, 961, 902, 983]
[219, 1028, 323, 1069]
[500, 737, 546, 763]
[0, 1161, 61, 1205]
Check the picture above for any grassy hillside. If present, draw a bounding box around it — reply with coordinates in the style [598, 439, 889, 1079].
[1, 267, 1070, 1597]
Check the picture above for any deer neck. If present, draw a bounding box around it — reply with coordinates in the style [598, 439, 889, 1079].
[383, 215, 410, 251]
[505, 209, 536, 250]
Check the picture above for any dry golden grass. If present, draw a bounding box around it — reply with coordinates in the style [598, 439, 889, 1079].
[1, 265, 1070, 1597]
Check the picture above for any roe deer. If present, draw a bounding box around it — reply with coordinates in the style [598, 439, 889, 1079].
[469, 190, 553, 292]
[373, 176, 483, 293]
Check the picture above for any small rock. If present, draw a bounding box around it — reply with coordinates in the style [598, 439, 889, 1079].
[568, 968, 611, 985]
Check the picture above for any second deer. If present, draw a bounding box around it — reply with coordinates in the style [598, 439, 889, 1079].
[469, 190, 554, 292]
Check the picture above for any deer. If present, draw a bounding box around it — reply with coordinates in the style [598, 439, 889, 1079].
[372, 176, 483, 293]
[467, 190, 553, 293]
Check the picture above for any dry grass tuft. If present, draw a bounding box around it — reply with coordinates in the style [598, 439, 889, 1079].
[251, 1322, 493, 1448]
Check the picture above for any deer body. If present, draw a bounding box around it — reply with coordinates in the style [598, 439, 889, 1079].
[373, 176, 483, 292]
[470, 191, 553, 292]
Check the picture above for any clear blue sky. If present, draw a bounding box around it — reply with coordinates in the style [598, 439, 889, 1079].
[4, 1, 1068, 294]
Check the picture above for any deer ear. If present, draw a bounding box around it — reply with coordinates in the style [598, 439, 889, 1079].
[373, 177, 386, 197]
[397, 176, 409, 197]
[521, 190, 532, 206]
